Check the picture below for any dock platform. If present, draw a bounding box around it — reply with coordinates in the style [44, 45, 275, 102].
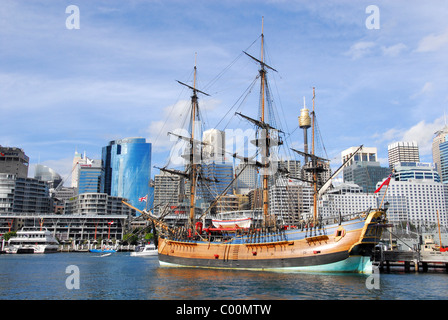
[373, 249, 448, 273]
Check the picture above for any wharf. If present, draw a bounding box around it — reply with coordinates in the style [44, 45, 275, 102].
[373, 249, 448, 273]
[58, 244, 136, 252]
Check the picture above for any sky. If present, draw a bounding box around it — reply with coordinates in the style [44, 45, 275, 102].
[1, 0, 447, 182]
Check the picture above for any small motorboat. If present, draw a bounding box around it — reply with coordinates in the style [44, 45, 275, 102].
[89, 246, 116, 253]
[131, 243, 157, 257]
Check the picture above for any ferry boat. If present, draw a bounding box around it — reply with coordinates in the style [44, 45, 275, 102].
[4, 227, 59, 254]
[128, 19, 388, 273]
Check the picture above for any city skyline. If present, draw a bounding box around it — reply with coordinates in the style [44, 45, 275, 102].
[1, 1, 447, 181]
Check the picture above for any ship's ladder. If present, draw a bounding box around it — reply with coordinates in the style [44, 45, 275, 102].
[232, 245, 240, 261]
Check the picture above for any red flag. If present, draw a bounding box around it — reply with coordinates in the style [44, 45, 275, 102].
[374, 175, 392, 193]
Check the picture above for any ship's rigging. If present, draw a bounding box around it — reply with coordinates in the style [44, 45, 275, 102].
[120, 18, 389, 273]
[136, 18, 363, 238]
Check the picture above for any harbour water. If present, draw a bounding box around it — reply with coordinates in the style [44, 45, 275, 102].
[0, 252, 447, 300]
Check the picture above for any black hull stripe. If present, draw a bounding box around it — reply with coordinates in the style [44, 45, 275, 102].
[158, 251, 349, 269]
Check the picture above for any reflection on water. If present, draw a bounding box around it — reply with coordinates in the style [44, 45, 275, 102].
[0, 253, 447, 300]
[153, 266, 378, 300]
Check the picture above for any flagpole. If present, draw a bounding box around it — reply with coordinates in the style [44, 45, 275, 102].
[379, 183, 389, 209]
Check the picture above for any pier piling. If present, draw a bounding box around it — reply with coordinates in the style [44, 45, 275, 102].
[373, 248, 448, 273]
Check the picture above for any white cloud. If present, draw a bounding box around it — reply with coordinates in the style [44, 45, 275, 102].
[410, 82, 434, 99]
[345, 42, 407, 60]
[374, 116, 444, 160]
[402, 119, 442, 157]
[381, 43, 407, 57]
[417, 29, 448, 52]
[145, 98, 222, 152]
[345, 41, 376, 60]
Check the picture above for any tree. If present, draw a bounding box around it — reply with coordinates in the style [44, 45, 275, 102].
[122, 233, 138, 245]
[2, 231, 16, 242]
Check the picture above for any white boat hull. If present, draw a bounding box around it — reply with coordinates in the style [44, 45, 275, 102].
[5, 244, 59, 254]
[212, 217, 252, 229]
[131, 244, 158, 256]
[5, 227, 60, 254]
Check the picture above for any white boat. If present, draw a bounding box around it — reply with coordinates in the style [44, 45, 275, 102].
[212, 217, 252, 229]
[212, 210, 254, 229]
[130, 243, 158, 256]
[5, 227, 59, 254]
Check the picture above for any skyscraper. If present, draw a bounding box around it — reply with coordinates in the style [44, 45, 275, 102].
[202, 129, 226, 162]
[439, 141, 448, 183]
[433, 125, 448, 180]
[388, 141, 420, 170]
[342, 146, 390, 193]
[102, 137, 152, 212]
[34, 164, 62, 189]
[77, 159, 103, 195]
[153, 171, 184, 216]
[235, 163, 258, 192]
[71, 151, 84, 188]
[376, 177, 447, 227]
[0, 146, 29, 179]
[71, 151, 97, 189]
[341, 146, 378, 167]
[200, 161, 233, 202]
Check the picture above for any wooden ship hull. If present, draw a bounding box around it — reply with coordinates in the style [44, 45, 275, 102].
[157, 209, 385, 273]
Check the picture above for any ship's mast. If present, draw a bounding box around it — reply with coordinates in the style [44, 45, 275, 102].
[239, 17, 278, 227]
[189, 55, 198, 231]
[260, 17, 270, 223]
[174, 54, 210, 233]
[312, 87, 318, 222]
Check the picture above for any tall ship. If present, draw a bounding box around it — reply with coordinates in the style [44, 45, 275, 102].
[134, 21, 388, 273]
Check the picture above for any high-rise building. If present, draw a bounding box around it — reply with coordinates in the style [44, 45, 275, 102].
[343, 162, 390, 194]
[439, 140, 448, 183]
[278, 159, 301, 180]
[202, 129, 226, 162]
[319, 183, 377, 219]
[34, 164, 63, 189]
[77, 159, 103, 195]
[71, 151, 84, 188]
[199, 161, 233, 202]
[393, 162, 440, 182]
[432, 125, 448, 178]
[388, 141, 420, 169]
[268, 178, 301, 224]
[102, 137, 151, 212]
[0, 173, 52, 213]
[376, 177, 447, 227]
[235, 163, 258, 193]
[153, 171, 184, 216]
[342, 146, 390, 193]
[0, 146, 29, 179]
[341, 146, 378, 167]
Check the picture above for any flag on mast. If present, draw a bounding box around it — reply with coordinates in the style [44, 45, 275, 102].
[374, 174, 392, 194]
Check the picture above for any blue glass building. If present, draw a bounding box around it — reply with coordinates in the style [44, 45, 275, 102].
[199, 161, 233, 202]
[102, 137, 152, 212]
[439, 140, 448, 184]
[77, 159, 103, 195]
